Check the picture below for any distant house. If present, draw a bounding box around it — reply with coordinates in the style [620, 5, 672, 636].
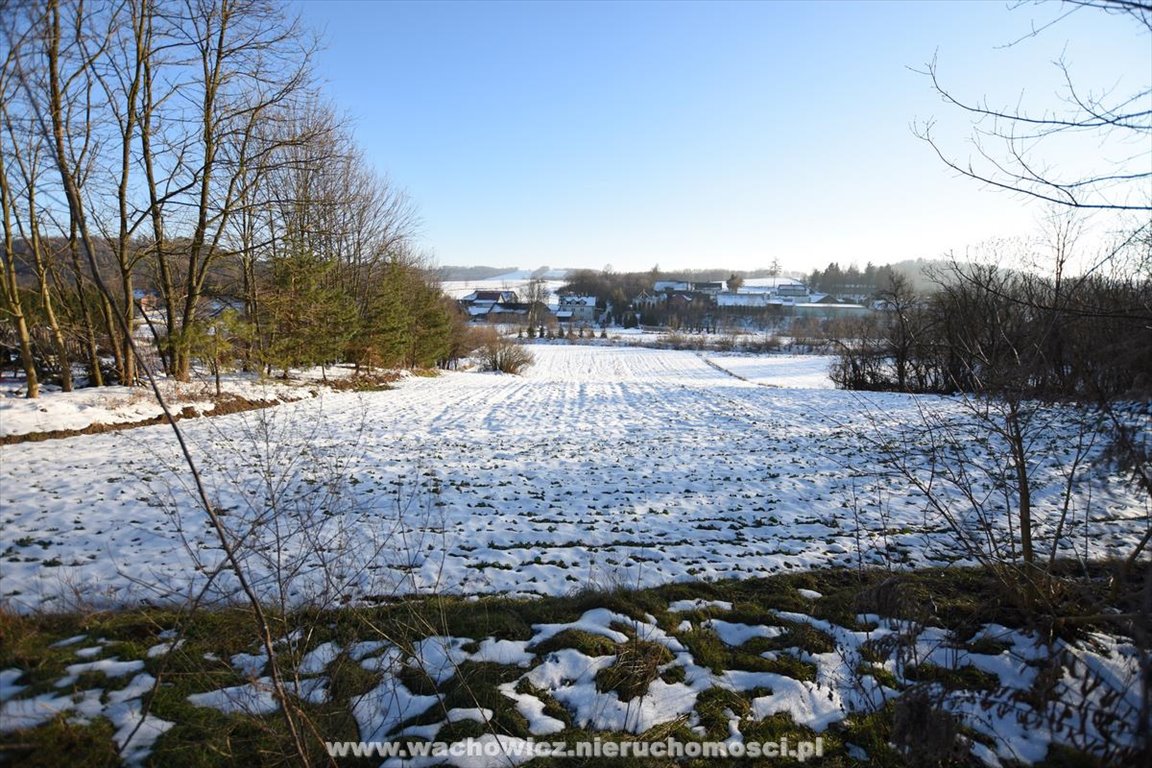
[653, 280, 724, 296]
[488, 302, 540, 324]
[459, 290, 519, 321]
[632, 290, 663, 309]
[775, 282, 809, 298]
[458, 290, 555, 325]
[555, 294, 597, 324]
[716, 293, 771, 308]
[692, 281, 724, 296]
[132, 289, 160, 311]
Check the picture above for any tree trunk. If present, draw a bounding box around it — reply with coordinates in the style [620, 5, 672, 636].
[1007, 400, 1034, 564]
[0, 188, 39, 398]
[67, 236, 104, 387]
[0, 131, 40, 397]
[27, 211, 72, 391]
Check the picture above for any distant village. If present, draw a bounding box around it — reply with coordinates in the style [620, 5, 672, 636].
[457, 274, 878, 333]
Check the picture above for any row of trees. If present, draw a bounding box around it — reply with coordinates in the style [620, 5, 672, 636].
[831, 225, 1150, 400]
[807, 261, 902, 297]
[0, 0, 465, 398]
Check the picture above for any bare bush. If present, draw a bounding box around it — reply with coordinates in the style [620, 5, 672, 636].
[474, 329, 535, 374]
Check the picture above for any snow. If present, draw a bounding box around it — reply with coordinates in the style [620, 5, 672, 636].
[108, 703, 174, 767]
[446, 707, 493, 723]
[145, 639, 184, 658]
[1, 346, 1145, 612]
[529, 609, 631, 649]
[298, 641, 341, 675]
[705, 620, 784, 647]
[1, 691, 85, 732]
[498, 683, 566, 735]
[469, 638, 534, 667]
[0, 375, 315, 437]
[411, 637, 472, 685]
[353, 677, 440, 742]
[440, 275, 569, 305]
[0, 345, 1147, 765]
[0, 680, 171, 766]
[749, 675, 847, 732]
[230, 651, 267, 678]
[347, 640, 388, 661]
[0, 669, 26, 702]
[187, 680, 279, 715]
[48, 634, 87, 648]
[57, 658, 145, 688]
[668, 599, 733, 613]
[703, 354, 837, 388]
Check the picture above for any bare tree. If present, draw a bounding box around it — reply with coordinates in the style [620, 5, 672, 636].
[521, 276, 549, 328]
[916, 0, 1151, 213]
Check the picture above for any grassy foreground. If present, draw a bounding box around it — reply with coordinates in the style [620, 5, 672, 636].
[1, 563, 1147, 767]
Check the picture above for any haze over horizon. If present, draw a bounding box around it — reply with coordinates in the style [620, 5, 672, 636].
[297, 0, 1149, 274]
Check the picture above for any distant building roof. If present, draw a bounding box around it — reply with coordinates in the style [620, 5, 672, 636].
[557, 294, 597, 307]
[462, 290, 518, 303]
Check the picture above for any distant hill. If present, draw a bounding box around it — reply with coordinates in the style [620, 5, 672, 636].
[887, 258, 955, 293]
[436, 266, 573, 282]
[435, 266, 521, 281]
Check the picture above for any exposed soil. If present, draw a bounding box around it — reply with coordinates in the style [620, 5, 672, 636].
[0, 393, 289, 446]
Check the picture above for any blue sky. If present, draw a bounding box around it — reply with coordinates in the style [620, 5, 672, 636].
[294, 0, 1149, 274]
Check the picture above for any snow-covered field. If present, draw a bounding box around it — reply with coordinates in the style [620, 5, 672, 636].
[702, 353, 836, 389]
[0, 345, 1145, 611]
[2, 345, 1147, 766]
[439, 269, 569, 302]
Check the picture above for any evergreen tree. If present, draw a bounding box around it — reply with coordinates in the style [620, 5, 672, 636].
[263, 249, 358, 378]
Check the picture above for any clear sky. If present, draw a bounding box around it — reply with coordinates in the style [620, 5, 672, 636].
[293, 0, 1149, 274]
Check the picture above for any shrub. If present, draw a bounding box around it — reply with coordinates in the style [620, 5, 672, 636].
[475, 330, 535, 374]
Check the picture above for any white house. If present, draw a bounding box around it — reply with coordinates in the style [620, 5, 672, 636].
[556, 294, 598, 323]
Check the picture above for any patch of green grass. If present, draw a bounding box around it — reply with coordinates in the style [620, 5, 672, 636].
[694, 687, 750, 739]
[903, 662, 1000, 691]
[514, 677, 573, 730]
[740, 711, 806, 743]
[676, 627, 729, 674]
[4, 563, 1144, 767]
[857, 661, 901, 690]
[397, 662, 440, 696]
[659, 664, 686, 685]
[529, 629, 616, 658]
[435, 717, 488, 743]
[147, 689, 288, 768]
[677, 623, 817, 681]
[750, 651, 819, 682]
[859, 635, 901, 664]
[395, 662, 530, 738]
[835, 709, 907, 766]
[0, 715, 120, 768]
[326, 654, 380, 702]
[746, 620, 837, 655]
